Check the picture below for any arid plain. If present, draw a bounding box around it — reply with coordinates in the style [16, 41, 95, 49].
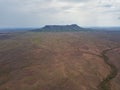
[0, 31, 120, 90]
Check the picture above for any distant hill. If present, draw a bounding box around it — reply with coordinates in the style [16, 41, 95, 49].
[92, 27, 120, 31]
[32, 24, 84, 32]
[0, 28, 37, 33]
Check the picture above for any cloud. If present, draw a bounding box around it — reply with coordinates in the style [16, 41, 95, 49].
[0, 0, 120, 27]
[58, 0, 90, 3]
[101, 4, 113, 8]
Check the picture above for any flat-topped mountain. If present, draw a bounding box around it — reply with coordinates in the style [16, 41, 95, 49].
[33, 24, 84, 32]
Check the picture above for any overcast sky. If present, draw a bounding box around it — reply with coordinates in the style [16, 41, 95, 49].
[0, 0, 120, 27]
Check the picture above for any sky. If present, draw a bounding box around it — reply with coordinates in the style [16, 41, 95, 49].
[0, 0, 120, 27]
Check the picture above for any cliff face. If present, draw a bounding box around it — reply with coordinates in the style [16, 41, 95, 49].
[33, 24, 84, 32]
